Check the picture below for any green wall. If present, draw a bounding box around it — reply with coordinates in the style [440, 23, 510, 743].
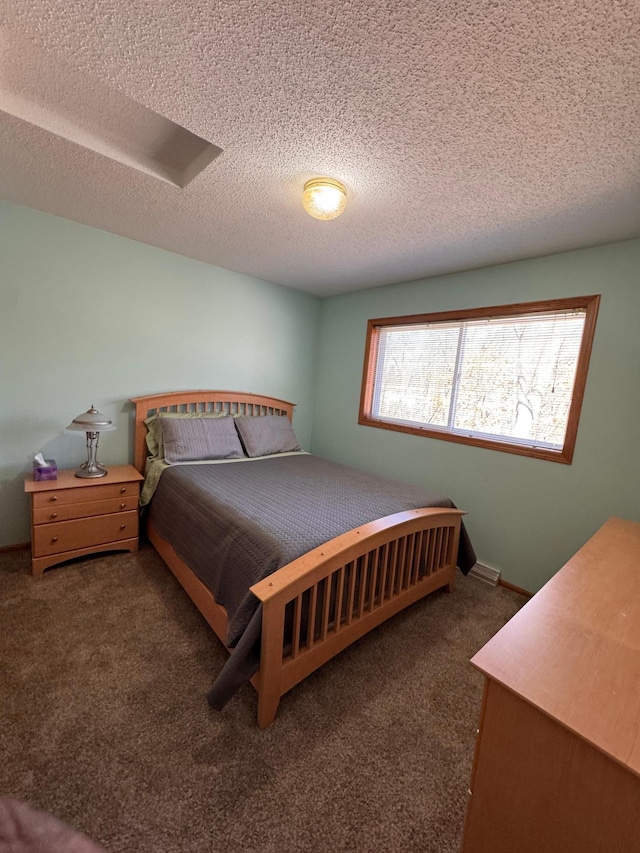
[0, 201, 320, 547]
[3, 198, 638, 593]
[310, 240, 640, 593]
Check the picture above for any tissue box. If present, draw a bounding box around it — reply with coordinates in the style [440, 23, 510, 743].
[33, 460, 58, 482]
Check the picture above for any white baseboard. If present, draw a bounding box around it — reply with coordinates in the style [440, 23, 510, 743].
[468, 561, 501, 587]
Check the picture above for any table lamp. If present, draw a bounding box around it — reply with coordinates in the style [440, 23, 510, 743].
[66, 405, 116, 478]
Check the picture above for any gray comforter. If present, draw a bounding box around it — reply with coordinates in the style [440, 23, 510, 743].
[148, 454, 476, 709]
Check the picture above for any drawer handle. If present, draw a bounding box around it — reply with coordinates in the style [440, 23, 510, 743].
[120, 524, 126, 530]
[120, 487, 127, 494]
[51, 536, 58, 543]
[120, 503, 126, 509]
[50, 512, 58, 519]
[50, 496, 58, 503]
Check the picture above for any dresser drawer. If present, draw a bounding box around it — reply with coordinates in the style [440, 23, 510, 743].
[33, 495, 139, 525]
[32, 481, 140, 509]
[32, 511, 139, 557]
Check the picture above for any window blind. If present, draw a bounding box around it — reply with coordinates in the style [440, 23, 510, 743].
[372, 309, 587, 450]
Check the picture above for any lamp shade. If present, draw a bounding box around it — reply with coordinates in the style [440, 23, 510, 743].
[66, 405, 116, 432]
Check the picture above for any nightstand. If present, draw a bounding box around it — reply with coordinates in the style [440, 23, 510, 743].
[24, 464, 144, 576]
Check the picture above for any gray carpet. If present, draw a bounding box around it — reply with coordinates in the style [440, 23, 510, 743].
[0, 545, 523, 853]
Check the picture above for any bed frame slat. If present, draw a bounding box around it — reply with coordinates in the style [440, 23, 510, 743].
[345, 561, 357, 626]
[368, 548, 380, 612]
[292, 594, 302, 659]
[308, 583, 318, 650]
[335, 566, 346, 633]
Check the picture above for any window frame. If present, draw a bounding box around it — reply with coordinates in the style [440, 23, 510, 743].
[358, 295, 601, 464]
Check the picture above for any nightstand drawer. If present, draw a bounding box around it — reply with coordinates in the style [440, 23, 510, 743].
[32, 481, 140, 509]
[32, 511, 139, 557]
[33, 495, 139, 525]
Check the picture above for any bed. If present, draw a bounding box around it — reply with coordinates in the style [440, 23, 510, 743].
[131, 390, 476, 728]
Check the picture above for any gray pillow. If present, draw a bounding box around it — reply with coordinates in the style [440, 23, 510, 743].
[234, 415, 301, 457]
[160, 415, 245, 463]
[144, 411, 232, 459]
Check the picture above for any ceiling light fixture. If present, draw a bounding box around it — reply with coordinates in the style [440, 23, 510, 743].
[302, 177, 347, 221]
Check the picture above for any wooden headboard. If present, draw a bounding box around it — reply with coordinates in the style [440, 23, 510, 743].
[129, 390, 296, 474]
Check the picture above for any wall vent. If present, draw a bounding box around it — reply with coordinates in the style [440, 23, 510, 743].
[468, 562, 501, 586]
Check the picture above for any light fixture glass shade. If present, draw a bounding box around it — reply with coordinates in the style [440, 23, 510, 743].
[66, 405, 116, 478]
[302, 178, 347, 220]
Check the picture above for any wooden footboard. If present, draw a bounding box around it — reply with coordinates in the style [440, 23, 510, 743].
[251, 507, 463, 728]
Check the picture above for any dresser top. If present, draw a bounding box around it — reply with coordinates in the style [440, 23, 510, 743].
[24, 464, 143, 492]
[472, 517, 640, 777]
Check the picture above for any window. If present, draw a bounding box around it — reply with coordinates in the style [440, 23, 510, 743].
[359, 296, 600, 463]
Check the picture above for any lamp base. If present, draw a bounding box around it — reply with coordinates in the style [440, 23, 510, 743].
[75, 431, 108, 478]
[75, 465, 108, 479]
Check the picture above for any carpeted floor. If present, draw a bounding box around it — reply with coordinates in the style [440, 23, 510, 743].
[0, 545, 524, 853]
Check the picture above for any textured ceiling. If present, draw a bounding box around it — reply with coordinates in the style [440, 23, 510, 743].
[0, 0, 638, 296]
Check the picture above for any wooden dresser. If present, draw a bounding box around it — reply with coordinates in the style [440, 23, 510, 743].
[461, 517, 640, 853]
[25, 464, 143, 575]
